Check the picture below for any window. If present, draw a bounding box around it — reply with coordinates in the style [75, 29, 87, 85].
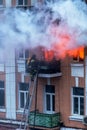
[72, 87, 84, 115]
[0, 81, 5, 108]
[45, 85, 55, 113]
[73, 56, 84, 62]
[0, 0, 3, 5]
[18, 49, 29, 59]
[72, 47, 84, 62]
[19, 82, 29, 109]
[17, 0, 28, 6]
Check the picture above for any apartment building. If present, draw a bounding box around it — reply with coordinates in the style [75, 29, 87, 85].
[0, 0, 87, 130]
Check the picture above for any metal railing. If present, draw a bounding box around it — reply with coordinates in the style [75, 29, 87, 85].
[29, 111, 60, 128]
[26, 59, 61, 74]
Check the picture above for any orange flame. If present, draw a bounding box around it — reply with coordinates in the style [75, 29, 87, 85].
[44, 24, 84, 61]
[44, 50, 54, 61]
[68, 46, 84, 60]
[44, 46, 84, 61]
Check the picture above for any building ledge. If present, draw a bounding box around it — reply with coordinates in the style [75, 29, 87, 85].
[38, 72, 62, 78]
[69, 115, 83, 122]
[71, 63, 83, 67]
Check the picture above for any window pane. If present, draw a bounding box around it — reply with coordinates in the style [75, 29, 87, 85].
[25, 0, 28, 5]
[0, 81, 4, 88]
[0, 90, 5, 107]
[0, 0, 3, 5]
[46, 94, 50, 111]
[80, 97, 84, 115]
[25, 50, 29, 58]
[25, 92, 29, 109]
[19, 49, 24, 58]
[73, 87, 84, 96]
[46, 85, 55, 93]
[52, 95, 55, 111]
[18, 0, 23, 5]
[73, 97, 78, 114]
[20, 92, 24, 108]
[19, 83, 29, 91]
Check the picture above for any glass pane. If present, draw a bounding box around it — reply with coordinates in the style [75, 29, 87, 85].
[46, 85, 55, 93]
[25, 92, 29, 109]
[25, 50, 29, 58]
[19, 83, 29, 91]
[52, 95, 55, 111]
[20, 92, 24, 108]
[18, 0, 23, 5]
[46, 94, 50, 111]
[0, 0, 3, 5]
[73, 97, 78, 114]
[80, 97, 84, 115]
[25, 0, 28, 5]
[0, 90, 5, 107]
[19, 49, 24, 58]
[0, 81, 4, 88]
[73, 87, 84, 96]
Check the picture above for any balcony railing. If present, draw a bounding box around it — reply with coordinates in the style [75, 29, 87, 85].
[38, 60, 61, 74]
[29, 111, 60, 128]
[26, 59, 61, 75]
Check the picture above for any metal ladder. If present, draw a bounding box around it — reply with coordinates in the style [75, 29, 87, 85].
[19, 74, 38, 130]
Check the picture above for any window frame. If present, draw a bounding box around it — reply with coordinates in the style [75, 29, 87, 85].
[44, 85, 55, 114]
[19, 82, 29, 110]
[72, 87, 84, 116]
[18, 49, 29, 60]
[73, 56, 84, 62]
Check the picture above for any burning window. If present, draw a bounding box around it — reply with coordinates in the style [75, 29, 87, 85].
[72, 47, 84, 62]
[68, 46, 84, 62]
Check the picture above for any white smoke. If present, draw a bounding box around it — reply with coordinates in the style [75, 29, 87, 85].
[0, 0, 87, 58]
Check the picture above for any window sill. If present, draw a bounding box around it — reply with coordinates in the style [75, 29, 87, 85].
[69, 115, 83, 122]
[16, 109, 28, 114]
[16, 109, 23, 114]
[0, 109, 6, 112]
[71, 63, 83, 67]
[17, 59, 25, 64]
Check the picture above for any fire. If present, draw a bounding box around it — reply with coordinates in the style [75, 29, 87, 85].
[68, 46, 84, 60]
[44, 23, 84, 61]
[44, 50, 54, 61]
[44, 46, 84, 61]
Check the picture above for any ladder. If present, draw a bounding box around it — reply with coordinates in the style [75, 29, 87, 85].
[18, 74, 38, 130]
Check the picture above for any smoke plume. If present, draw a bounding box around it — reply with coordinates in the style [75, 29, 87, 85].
[0, 0, 87, 59]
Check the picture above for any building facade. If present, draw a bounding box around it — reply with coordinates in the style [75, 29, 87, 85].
[0, 0, 87, 130]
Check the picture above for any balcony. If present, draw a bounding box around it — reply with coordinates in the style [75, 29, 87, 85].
[26, 59, 62, 78]
[29, 111, 60, 128]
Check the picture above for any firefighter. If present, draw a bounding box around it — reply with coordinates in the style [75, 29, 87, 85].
[27, 55, 38, 81]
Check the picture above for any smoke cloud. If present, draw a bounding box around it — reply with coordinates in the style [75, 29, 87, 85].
[0, 0, 87, 59]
